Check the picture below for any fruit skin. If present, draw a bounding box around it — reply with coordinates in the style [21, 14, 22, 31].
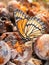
[0, 56, 4, 64]
[25, 58, 42, 65]
[0, 2, 6, 8]
[44, 61, 49, 65]
[7, 61, 16, 65]
[34, 34, 49, 60]
[13, 41, 32, 63]
[27, 2, 40, 16]
[0, 41, 11, 65]
[7, 1, 20, 18]
[8, 1, 20, 9]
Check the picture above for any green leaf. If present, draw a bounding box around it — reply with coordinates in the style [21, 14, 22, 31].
[43, 0, 46, 2]
[32, 0, 37, 2]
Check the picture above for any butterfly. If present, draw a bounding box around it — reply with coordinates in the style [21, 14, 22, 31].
[14, 8, 46, 41]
